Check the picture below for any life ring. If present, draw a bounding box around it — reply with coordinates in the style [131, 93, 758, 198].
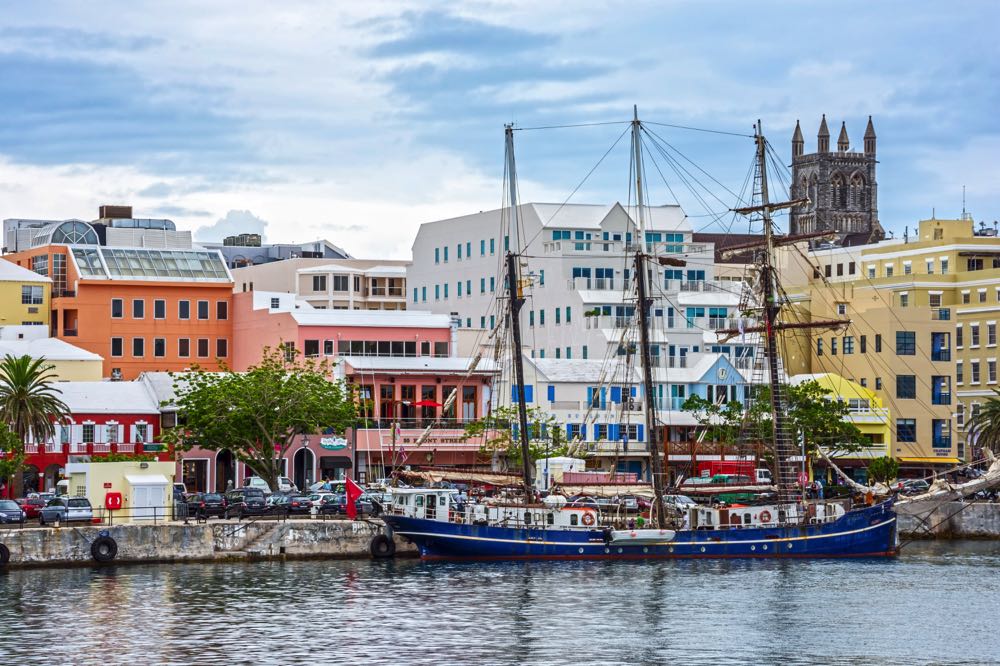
[0, 543, 9, 566]
[91, 536, 118, 563]
[581, 512, 596, 527]
[370, 534, 396, 559]
[759, 510, 772, 523]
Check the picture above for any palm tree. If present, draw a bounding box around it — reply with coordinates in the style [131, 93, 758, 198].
[965, 388, 1000, 457]
[0, 355, 70, 497]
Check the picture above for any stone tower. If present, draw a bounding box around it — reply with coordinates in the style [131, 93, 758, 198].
[789, 115, 882, 242]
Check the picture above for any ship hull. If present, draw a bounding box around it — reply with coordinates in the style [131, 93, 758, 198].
[383, 500, 898, 561]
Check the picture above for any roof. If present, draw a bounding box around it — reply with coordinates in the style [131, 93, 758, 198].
[290, 309, 451, 329]
[69, 246, 232, 282]
[53, 381, 160, 414]
[0, 336, 102, 362]
[0, 258, 51, 283]
[125, 474, 170, 485]
[526, 202, 688, 232]
[527, 358, 641, 383]
[339, 356, 498, 374]
[298, 262, 407, 276]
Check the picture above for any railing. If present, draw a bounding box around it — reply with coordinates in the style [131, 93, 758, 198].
[46, 442, 64, 454]
[24, 443, 39, 454]
[932, 351, 952, 362]
[931, 308, 951, 321]
[359, 419, 474, 430]
[667, 356, 688, 368]
[583, 441, 651, 454]
[933, 437, 953, 449]
[566, 277, 615, 291]
[663, 279, 737, 294]
[550, 400, 582, 410]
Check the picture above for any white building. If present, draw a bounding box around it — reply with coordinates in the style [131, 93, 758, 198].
[407, 202, 763, 446]
[231, 259, 408, 311]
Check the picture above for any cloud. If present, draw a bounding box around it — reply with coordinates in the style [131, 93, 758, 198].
[194, 210, 270, 242]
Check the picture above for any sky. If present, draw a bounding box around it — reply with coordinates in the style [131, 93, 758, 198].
[0, 1, 998, 258]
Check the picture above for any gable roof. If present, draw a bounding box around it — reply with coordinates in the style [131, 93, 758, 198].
[0, 258, 51, 283]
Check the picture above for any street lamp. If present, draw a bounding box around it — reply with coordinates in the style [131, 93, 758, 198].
[300, 434, 310, 491]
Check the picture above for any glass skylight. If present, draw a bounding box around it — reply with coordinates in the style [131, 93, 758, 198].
[69, 247, 230, 281]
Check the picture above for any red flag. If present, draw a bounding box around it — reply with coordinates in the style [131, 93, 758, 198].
[345, 478, 364, 520]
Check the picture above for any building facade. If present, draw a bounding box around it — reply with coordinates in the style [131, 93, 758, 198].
[789, 116, 882, 242]
[0, 258, 51, 327]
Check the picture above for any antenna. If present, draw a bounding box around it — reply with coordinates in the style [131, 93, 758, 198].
[962, 185, 967, 218]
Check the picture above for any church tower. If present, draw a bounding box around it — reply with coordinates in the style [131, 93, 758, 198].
[789, 115, 882, 243]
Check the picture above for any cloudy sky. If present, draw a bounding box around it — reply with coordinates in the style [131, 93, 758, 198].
[1, 1, 997, 258]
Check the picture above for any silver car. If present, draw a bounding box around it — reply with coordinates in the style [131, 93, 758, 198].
[38, 497, 94, 525]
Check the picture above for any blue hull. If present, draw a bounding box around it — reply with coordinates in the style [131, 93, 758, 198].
[383, 501, 898, 561]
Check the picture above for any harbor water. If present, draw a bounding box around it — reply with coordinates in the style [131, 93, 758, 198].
[2, 541, 999, 665]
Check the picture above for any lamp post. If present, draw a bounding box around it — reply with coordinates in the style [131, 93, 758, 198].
[300, 434, 310, 492]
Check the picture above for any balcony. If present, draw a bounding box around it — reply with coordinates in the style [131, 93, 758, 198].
[583, 441, 651, 455]
[550, 400, 583, 410]
[567, 277, 616, 291]
[845, 406, 891, 424]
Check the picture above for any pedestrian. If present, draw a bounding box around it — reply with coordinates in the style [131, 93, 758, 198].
[627, 517, 636, 530]
[816, 478, 824, 500]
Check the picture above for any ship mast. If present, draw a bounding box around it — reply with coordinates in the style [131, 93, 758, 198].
[631, 107, 668, 529]
[504, 124, 535, 501]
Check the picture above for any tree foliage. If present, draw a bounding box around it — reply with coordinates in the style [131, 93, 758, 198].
[463, 405, 569, 469]
[682, 379, 864, 457]
[867, 456, 899, 485]
[966, 388, 1000, 455]
[0, 424, 24, 498]
[0, 355, 70, 497]
[161, 347, 356, 490]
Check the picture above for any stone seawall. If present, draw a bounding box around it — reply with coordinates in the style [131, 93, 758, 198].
[0, 518, 415, 569]
[898, 501, 1000, 538]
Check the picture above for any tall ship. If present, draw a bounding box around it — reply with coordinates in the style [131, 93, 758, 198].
[381, 111, 899, 560]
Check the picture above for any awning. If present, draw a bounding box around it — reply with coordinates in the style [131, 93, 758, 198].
[898, 457, 961, 465]
[319, 456, 352, 469]
[125, 474, 170, 485]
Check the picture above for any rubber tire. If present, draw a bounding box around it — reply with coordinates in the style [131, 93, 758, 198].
[91, 536, 118, 563]
[39, 515, 46, 526]
[0, 543, 9, 566]
[370, 534, 396, 559]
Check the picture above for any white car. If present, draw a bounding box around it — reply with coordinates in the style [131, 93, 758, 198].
[244, 476, 297, 493]
[663, 494, 698, 511]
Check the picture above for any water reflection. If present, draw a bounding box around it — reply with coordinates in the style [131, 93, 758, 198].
[1, 542, 999, 665]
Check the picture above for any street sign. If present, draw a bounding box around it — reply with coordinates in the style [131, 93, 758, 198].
[798, 471, 809, 486]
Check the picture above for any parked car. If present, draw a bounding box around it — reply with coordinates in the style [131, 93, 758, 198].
[662, 494, 698, 512]
[187, 492, 228, 518]
[224, 489, 267, 519]
[900, 479, 931, 495]
[173, 482, 188, 501]
[319, 493, 378, 517]
[38, 497, 94, 525]
[0, 499, 26, 524]
[276, 494, 313, 515]
[244, 476, 297, 493]
[16, 496, 47, 520]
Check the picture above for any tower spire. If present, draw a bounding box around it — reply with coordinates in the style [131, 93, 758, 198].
[792, 120, 804, 158]
[837, 121, 850, 152]
[817, 114, 830, 153]
[864, 115, 877, 156]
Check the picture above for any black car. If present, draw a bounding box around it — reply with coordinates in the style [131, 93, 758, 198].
[0, 499, 26, 524]
[319, 493, 377, 517]
[267, 493, 312, 515]
[187, 492, 228, 518]
[223, 489, 267, 519]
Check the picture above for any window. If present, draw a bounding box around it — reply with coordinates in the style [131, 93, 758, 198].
[836, 303, 847, 316]
[991, 323, 998, 346]
[217, 301, 228, 320]
[981, 290, 988, 304]
[848, 261, 856, 275]
[971, 360, 981, 384]
[903, 261, 912, 275]
[154, 338, 166, 357]
[968, 258, 984, 271]
[443, 283, 448, 299]
[194, 338, 208, 358]
[457, 243, 462, 260]
[480, 239, 485, 256]
[555, 308, 561, 325]
[422, 286, 427, 302]
[83, 424, 95, 443]
[971, 324, 980, 348]
[434, 248, 439, 264]
[957, 326, 964, 348]
[107, 424, 118, 444]
[490, 238, 495, 255]
[443, 246, 448, 262]
[111, 337, 123, 357]
[816, 338, 823, 356]
[582, 345, 588, 359]
[312, 275, 327, 291]
[843, 336, 854, 354]
[875, 334, 882, 352]
[931, 376, 951, 404]
[132, 337, 145, 357]
[566, 307, 571, 323]
[867, 266, 876, 279]
[956, 361, 963, 384]
[135, 424, 148, 444]
[897, 419, 916, 442]
[896, 375, 916, 399]
[899, 293, 909, 308]
[179, 300, 191, 319]
[860, 335, 867, 353]
[836, 263, 843, 277]
[333, 275, 349, 291]
[303, 340, 320, 357]
[111, 298, 124, 318]
[931, 332, 951, 361]
[269, 297, 280, 309]
[490, 277, 495, 292]
[962, 292, 971, 304]
[941, 258, 949, 274]
[154, 299, 166, 319]
[178, 338, 190, 358]
[197, 300, 209, 320]
[990, 360, 997, 384]
[824, 265, 832, 278]
[565, 347, 571, 359]
[830, 338, 838, 355]
[555, 348, 561, 359]
[929, 293, 942, 308]
[885, 265, 894, 277]
[20, 286, 43, 304]
[926, 259, 934, 274]
[539, 310, 545, 326]
[932, 419, 951, 449]
[895, 331, 915, 355]
[132, 299, 145, 319]
[875, 377, 883, 390]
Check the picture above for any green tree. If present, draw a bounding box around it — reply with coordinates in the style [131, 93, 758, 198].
[965, 388, 1000, 455]
[161, 347, 356, 491]
[463, 405, 568, 469]
[0, 424, 25, 498]
[0, 355, 70, 497]
[867, 456, 899, 485]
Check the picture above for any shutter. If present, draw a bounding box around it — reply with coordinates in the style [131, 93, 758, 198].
[566, 424, 574, 440]
[631, 386, 638, 397]
[52, 424, 60, 445]
[511, 385, 518, 402]
[547, 385, 555, 402]
[637, 425, 644, 442]
[129, 425, 137, 443]
[586, 387, 593, 406]
[609, 424, 619, 442]
[600, 388, 607, 409]
[72, 425, 84, 443]
[524, 385, 534, 403]
[96, 425, 106, 443]
[610, 387, 622, 403]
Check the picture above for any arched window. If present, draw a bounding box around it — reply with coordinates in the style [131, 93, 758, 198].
[850, 172, 866, 209]
[831, 173, 847, 208]
[49, 221, 99, 245]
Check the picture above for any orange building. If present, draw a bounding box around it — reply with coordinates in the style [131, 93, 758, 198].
[6, 238, 233, 379]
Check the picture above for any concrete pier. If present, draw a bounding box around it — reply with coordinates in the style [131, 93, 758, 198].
[0, 518, 415, 569]
[898, 501, 1000, 538]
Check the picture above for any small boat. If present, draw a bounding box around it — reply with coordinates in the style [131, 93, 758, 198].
[382, 110, 898, 561]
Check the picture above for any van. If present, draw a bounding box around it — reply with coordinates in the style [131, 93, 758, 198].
[243, 476, 297, 493]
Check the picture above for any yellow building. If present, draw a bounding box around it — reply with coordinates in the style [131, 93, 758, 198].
[0, 326, 104, 380]
[780, 216, 1000, 471]
[65, 460, 175, 520]
[0, 257, 51, 327]
[790, 373, 891, 482]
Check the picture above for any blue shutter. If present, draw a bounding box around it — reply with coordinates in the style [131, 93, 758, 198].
[637, 425, 644, 442]
[511, 385, 518, 402]
[586, 387, 593, 406]
[600, 388, 607, 409]
[566, 424, 574, 440]
[524, 385, 534, 403]
[610, 387, 622, 403]
[609, 424, 620, 441]
[547, 385, 555, 401]
[631, 386, 638, 397]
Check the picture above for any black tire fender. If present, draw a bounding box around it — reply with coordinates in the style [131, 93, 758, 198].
[370, 533, 396, 559]
[91, 536, 118, 563]
[0, 543, 9, 566]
